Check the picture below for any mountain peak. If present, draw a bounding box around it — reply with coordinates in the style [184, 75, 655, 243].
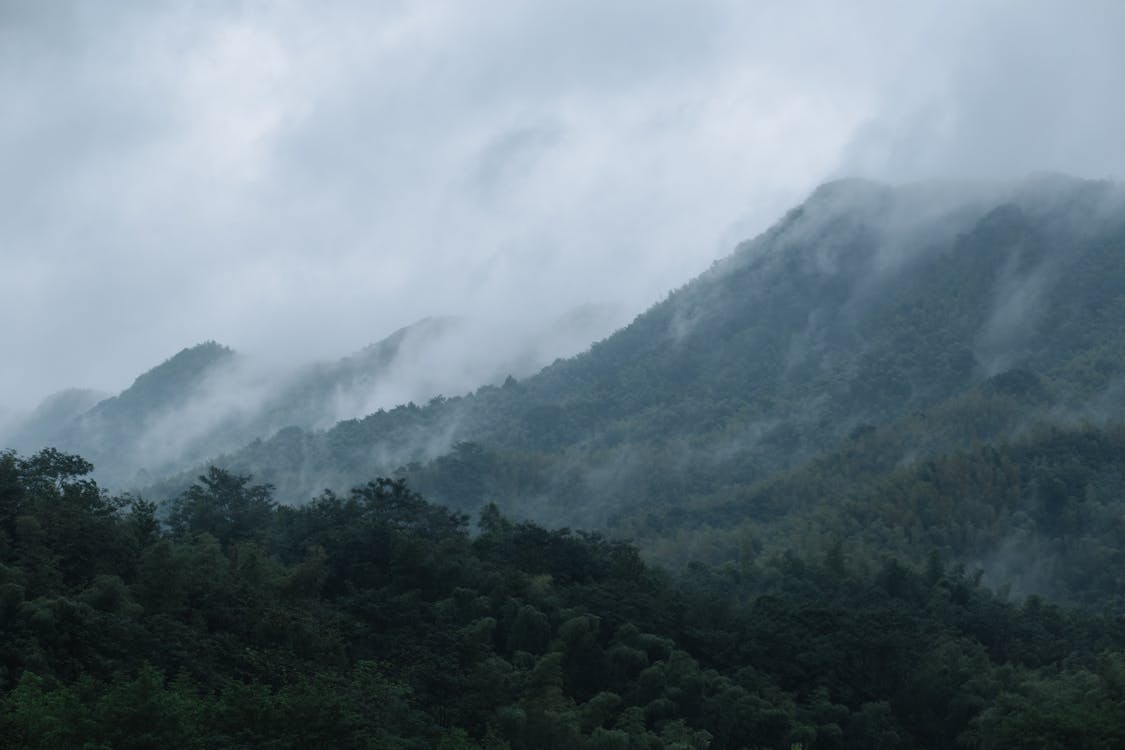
[98, 341, 236, 415]
[128, 341, 234, 388]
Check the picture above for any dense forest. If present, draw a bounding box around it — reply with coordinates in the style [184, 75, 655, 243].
[3, 448, 1124, 748]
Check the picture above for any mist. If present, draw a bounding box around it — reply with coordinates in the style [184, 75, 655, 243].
[0, 305, 626, 490]
[3, 0, 1124, 416]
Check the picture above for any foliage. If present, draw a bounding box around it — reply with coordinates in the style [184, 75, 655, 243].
[3, 448, 1125, 747]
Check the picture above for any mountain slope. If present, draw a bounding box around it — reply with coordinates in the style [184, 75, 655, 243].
[4, 308, 625, 488]
[3, 388, 109, 451]
[5, 330, 436, 487]
[169, 176, 1125, 523]
[28, 342, 240, 485]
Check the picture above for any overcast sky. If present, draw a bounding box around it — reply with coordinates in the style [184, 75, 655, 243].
[2, 0, 1123, 411]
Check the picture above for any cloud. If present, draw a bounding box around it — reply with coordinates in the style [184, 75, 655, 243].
[837, 0, 1125, 179]
[1, 0, 1123, 410]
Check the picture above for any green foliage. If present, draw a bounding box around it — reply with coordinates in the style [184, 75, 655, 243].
[168, 467, 276, 547]
[3, 448, 1125, 747]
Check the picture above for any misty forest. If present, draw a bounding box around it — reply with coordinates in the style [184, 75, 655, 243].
[4, 175, 1125, 748]
[5, 3, 1125, 749]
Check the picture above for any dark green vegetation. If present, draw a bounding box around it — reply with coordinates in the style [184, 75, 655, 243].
[3, 449, 1124, 748]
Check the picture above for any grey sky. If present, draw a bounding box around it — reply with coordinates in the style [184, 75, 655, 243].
[2, 0, 1123, 411]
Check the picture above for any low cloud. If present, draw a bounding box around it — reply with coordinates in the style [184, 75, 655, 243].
[2, 0, 1123, 410]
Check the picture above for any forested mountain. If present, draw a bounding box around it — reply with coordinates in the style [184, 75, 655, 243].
[2, 310, 621, 490]
[159, 176, 1125, 525]
[3, 342, 240, 486]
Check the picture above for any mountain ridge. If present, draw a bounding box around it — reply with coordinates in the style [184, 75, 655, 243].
[1, 308, 626, 487]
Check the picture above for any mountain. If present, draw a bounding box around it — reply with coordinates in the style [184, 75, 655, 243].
[2, 388, 109, 451]
[252, 317, 466, 434]
[7, 342, 241, 486]
[161, 176, 1125, 526]
[254, 308, 625, 434]
[3, 331, 442, 486]
[3, 308, 625, 488]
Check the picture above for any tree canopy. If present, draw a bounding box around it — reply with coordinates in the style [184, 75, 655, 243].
[2, 448, 1123, 747]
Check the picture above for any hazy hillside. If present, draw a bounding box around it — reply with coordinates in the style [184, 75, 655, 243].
[1, 310, 624, 489]
[5, 342, 239, 486]
[162, 176, 1125, 524]
[4, 388, 108, 451]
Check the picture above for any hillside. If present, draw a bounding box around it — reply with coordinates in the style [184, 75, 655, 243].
[4, 388, 108, 451]
[167, 176, 1125, 528]
[3, 308, 622, 489]
[29, 342, 238, 486]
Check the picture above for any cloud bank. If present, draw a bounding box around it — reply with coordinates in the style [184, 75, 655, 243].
[2, 0, 1123, 409]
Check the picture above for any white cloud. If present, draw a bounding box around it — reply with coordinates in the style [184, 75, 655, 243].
[1, 0, 1123, 409]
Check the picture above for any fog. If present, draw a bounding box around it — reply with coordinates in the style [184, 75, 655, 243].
[0, 306, 631, 490]
[2, 0, 1124, 413]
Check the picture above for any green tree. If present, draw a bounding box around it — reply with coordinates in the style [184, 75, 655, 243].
[168, 467, 276, 547]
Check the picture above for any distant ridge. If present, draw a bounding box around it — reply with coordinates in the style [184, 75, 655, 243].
[3, 309, 624, 487]
[84, 341, 235, 421]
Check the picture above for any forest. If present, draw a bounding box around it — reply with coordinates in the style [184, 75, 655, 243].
[2, 447, 1124, 748]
